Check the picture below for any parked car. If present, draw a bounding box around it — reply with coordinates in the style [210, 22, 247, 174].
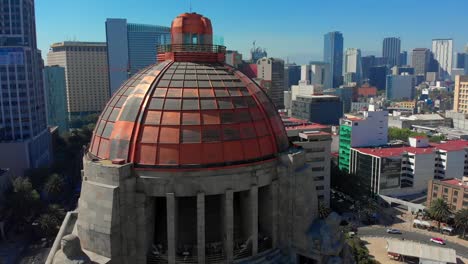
[430, 237, 445, 245]
[386, 228, 402, 234]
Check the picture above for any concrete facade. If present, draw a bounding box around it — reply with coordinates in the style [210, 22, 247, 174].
[48, 150, 324, 264]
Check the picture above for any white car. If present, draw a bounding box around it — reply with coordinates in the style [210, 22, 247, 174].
[386, 228, 402, 234]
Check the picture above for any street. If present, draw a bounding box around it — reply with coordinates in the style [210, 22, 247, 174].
[358, 226, 468, 259]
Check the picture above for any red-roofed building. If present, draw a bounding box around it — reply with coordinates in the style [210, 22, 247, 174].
[350, 138, 468, 196]
[427, 177, 468, 212]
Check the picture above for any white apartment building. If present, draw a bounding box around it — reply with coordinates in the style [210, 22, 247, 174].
[350, 137, 468, 197]
[432, 39, 453, 80]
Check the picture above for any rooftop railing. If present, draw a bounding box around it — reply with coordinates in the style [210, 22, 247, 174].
[157, 44, 226, 54]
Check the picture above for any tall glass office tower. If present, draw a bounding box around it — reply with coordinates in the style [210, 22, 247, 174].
[105, 19, 170, 95]
[0, 0, 51, 176]
[323, 31, 343, 88]
[382, 37, 401, 67]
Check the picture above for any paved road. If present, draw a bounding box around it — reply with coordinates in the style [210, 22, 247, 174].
[358, 226, 468, 259]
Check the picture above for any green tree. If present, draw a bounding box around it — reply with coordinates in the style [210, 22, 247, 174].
[454, 208, 468, 238]
[37, 213, 60, 237]
[8, 177, 41, 223]
[347, 237, 379, 264]
[44, 174, 65, 201]
[428, 198, 452, 231]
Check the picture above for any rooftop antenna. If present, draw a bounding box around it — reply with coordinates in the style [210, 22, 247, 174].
[189, 0, 192, 12]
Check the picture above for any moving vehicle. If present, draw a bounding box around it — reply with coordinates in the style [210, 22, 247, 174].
[386, 228, 402, 234]
[430, 237, 445, 245]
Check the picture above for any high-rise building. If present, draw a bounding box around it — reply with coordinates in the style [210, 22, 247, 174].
[369, 65, 388, 90]
[105, 19, 170, 95]
[47, 42, 110, 120]
[454, 52, 465, 69]
[284, 64, 301, 90]
[465, 45, 468, 75]
[0, 0, 52, 176]
[361, 55, 376, 80]
[411, 48, 431, 76]
[454, 75, 468, 113]
[432, 39, 453, 80]
[399, 51, 408, 66]
[257, 57, 285, 109]
[382, 37, 401, 67]
[44, 66, 68, 133]
[323, 31, 343, 88]
[301, 62, 328, 88]
[386, 74, 416, 100]
[344, 48, 362, 84]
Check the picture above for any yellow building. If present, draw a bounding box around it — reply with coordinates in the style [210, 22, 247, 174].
[394, 101, 416, 109]
[47, 42, 110, 117]
[454, 75, 468, 113]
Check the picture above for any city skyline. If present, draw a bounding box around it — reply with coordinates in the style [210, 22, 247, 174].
[36, 0, 468, 64]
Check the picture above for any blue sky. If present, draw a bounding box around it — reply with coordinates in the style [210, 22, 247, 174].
[36, 0, 468, 64]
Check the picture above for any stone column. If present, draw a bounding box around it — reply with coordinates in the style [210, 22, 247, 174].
[271, 181, 279, 248]
[166, 193, 177, 264]
[197, 192, 205, 264]
[224, 189, 234, 263]
[250, 185, 258, 255]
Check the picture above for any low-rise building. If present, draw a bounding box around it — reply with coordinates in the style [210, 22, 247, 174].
[388, 113, 450, 129]
[350, 137, 468, 196]
[427, 177, 468, 211]
[283, 116, 332, 206]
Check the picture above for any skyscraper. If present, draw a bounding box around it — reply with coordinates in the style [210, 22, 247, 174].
[432, 39, 453, 80]
[344, 48, 362, 84]
[106, 19, 170, 95]
[0, 0, 51, 176]
[399, 51, 408, 66]
[284, 64, 301, 90]
[301, 62, 328, 88]
[47, 42, 110, 121]
[454, 53, 465, 69]
[44, 66, 68, 133]
[411, 48, 431, 76]
[323, 31, 343, 88]
[386, 74, 415, 100]
[257, 57, 285, 109]
[369, 66, 388, 90]
[361, 55, 376, 80]
[382, 37, 401, 67]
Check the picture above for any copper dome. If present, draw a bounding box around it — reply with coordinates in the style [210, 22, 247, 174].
[88, 13, 289, 169]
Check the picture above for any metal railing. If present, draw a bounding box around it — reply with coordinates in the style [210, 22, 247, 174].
[157, 44, 226, 54]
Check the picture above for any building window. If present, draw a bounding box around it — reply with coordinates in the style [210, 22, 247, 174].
[433, 192, 437, 198]
[314, 176, 325, 181]
[316, 186, 325, 191]
[444, 188, 448, 194]
[318, 195, 325, 201]
[433, 185, 439, 191]
[453, 198, 458, 204]
[312, 167, 325, 172]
